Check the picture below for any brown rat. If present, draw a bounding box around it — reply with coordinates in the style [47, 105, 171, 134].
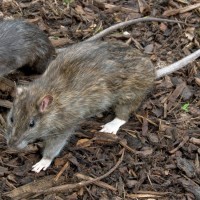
[5, 18, 200, 173]
[6, 40, 155, 172]
[0, 19, 55, 76]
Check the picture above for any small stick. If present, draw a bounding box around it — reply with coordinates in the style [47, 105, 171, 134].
[119, 140, 138, 154]
[36, 148, 125, 194]
[169, 136, 189, 154]
[54, 161, 70, 181]
[136, 114, 158, 126]
[75, 173, 117, 191]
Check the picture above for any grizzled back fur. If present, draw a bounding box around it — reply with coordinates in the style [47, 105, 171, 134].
[0, 20, 55, 75]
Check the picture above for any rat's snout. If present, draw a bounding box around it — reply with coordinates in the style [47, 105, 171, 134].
[7, 137, 18, 148]
[7, 136, 27, 150]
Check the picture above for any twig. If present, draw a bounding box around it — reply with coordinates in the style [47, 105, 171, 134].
[126, 190, 171, 199]
[54, 161, 70, 181]
[119, 140, 138, 154]
[136, 114, 158, 127]
[84, 186, 95, 200]
[163, 3, 200, 16]
[36, 148, 125, 195]
[119, 139, 153, 156]
[75, 173, 117, 192]
[169, 136, 189, 154]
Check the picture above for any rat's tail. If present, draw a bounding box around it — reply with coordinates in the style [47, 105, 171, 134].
[156, 49, 200, 79]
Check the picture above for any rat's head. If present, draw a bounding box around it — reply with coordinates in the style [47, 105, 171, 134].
[6, 86, 55, 149]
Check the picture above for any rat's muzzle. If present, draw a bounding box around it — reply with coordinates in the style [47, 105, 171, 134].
[7, 137, 27, 150]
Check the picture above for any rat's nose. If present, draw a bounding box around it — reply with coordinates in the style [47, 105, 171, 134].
[7, 139, 15, 148]
[7, 137, 17, 148]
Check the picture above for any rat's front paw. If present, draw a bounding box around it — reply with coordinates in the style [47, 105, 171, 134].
[100, 118, 126, 134]
[32, 158, 52, 173]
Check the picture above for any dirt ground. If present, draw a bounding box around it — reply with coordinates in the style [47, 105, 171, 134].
[0, 0, 200, 199]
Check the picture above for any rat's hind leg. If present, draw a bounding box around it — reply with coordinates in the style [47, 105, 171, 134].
[100, 103, 132, 134]
[100, 92, 145, 134]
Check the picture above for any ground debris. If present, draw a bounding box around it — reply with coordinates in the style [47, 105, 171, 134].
[0, 0, 200, 199]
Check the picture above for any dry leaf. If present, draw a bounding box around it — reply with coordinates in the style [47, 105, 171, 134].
[185, 27, 195, 41]
[159, 23, 167, 32]
[54, 158, 66, 167]
[76, 138, 92, 147]
[75, 5, 85, 15]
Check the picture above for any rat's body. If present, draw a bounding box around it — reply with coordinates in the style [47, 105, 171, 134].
[0, 20, 55, 75]
[6, 41, 155, 172]
[5, 17, 200, 173]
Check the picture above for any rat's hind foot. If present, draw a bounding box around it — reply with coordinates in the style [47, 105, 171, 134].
[100, 117, 126, 134]
[32, 158, 52, 173]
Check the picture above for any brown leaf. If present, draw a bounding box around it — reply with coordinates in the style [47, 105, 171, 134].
[137, 0, 150, 13]
[138, 147, 153, 156]
[54, 158, 66, 167]
[148, 133, 159, 143]
[76, 138, 92, 147]
[159, 23, 167, 32]
[75, 5, 85, 15]
[185, 27, 195, 41]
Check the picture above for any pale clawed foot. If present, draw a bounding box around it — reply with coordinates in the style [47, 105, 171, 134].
[32, 158, 52, 173]
[100, 118, 126, 134]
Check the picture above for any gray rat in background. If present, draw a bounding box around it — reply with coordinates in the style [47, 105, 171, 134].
[0, 20, 55, 75]
[5, 17, 200, 173]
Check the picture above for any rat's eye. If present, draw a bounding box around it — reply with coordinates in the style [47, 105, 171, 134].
[10, 117, 14, 123]
[29, 119, 35, 128]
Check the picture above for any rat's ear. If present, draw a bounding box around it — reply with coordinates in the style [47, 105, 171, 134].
[39, 95, 53, 113]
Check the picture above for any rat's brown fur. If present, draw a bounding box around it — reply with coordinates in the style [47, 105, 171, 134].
[6, 41, 155, 168]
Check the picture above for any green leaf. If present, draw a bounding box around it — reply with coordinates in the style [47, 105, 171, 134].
[181, 102, 189, 112]
[63, 0, 74, 5]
